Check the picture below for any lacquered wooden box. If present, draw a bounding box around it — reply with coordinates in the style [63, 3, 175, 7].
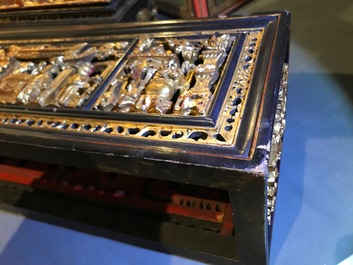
[0, 12, 290, 264]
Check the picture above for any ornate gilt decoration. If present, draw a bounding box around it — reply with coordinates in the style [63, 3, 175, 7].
[0, 30, 262, 146]
[94, 34, 234, 115]
[0, 42, 129, 107]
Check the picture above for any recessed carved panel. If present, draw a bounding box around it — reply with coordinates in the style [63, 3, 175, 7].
[93, 34, 236, 116]
[0, 41, 130, 107]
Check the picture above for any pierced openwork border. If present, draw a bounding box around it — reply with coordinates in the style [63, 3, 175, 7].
[0, 31, 262, 146]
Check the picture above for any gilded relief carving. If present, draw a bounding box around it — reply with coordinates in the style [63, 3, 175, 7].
[0, 42, 128, 107]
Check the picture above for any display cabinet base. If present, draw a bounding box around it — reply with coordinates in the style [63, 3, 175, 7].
[0, 157, 239, 265]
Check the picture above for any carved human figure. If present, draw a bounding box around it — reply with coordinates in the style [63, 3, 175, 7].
[174, 34, 232, 115]
[135, 58, 188, 114]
